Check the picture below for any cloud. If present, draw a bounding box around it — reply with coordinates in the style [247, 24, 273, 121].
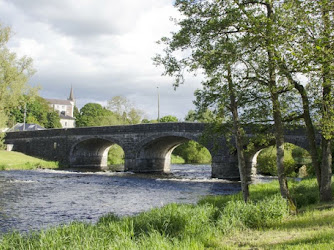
[0, 0, 202, 120]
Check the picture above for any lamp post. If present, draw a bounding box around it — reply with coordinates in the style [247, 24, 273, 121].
[23, 103, 27, 131]
[157, 86, 160, 122]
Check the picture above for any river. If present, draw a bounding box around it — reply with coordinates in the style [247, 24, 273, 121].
[0, 164, 241, 235]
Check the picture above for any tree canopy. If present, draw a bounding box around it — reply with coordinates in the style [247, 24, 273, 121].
[0, 23, 37, 130]
[155, 0, 334, 202]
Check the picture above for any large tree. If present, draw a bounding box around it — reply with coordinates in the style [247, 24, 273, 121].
[0, 23, 36, 130]
[76, 103, 119, 127]
[9, 96, 61, 128]
[107, 96, 144, 124]
[155, 0, 333, 202]
[154, 0, 256, 201]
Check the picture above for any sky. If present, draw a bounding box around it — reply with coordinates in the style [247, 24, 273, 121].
[0, 0, 203, 120]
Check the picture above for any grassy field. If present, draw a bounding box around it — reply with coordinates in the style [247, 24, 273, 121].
[0, 150, 59, 170]
[1, 177, 333, 249]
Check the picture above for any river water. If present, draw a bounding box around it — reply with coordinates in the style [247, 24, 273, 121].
[0, 164, 241, 235]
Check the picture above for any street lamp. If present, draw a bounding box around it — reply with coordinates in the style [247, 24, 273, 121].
[23, 103, 27, 131]
[157, 86, 160, 122]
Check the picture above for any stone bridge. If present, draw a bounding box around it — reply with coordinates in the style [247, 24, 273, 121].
[4, 122, 312, 180]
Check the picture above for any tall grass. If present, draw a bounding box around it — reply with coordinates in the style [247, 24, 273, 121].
[0, 177, 333, 249]
[0, 184, 289, 249]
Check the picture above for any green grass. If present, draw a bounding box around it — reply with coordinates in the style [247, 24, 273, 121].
[0, 150, 59, 170]
[2, 177, 333, 249]
[171, 154, 186, 164]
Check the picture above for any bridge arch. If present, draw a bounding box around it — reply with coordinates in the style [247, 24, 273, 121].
[246, 140, 312, 177]
[69, 137, 125, 169]
[130, 133, 212, 173]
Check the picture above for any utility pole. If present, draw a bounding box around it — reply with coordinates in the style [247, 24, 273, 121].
[23, 103, 27, 131]
[157, 86, 160, 122]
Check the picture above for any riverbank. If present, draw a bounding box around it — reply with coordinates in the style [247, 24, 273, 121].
[1, 177, 333, 249]
[0, 150, 59, 170]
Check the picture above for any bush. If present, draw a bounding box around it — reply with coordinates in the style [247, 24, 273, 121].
[131, 203, 217, 239]
[218, 195, 288, 232]
[171, 154, 185, 164]
[173, 141, 211, 164]
[108, 144, 124, 165]
[290, 179, 319, 208]
[257, 143, 311, 177]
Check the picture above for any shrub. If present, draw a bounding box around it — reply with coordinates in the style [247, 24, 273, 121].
[257, 143, 310, 177]
[173, 141, 212, 164]
[171, 154, 185, 164]
[290, 179, 319, 208]
[218, 194, 288, 232]
[108, 144, 124, 165]
[131, 203, 217, 240]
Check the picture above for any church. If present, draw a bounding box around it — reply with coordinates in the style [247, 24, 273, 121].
[46, 87, 76, 128]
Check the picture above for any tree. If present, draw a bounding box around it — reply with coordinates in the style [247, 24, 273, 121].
[154, 0, 257, 201]
[0, 23, 36, 129]
[159, 115, 178, 123]
[107, 96, 144, 124]
[262, 0, 333, 201]
[46, 111, 62, 128]
[76, 103, 118, 127]
[185, 109, 215, 123]
[9, 96, 61, 128]
[173, 140, 212, 164]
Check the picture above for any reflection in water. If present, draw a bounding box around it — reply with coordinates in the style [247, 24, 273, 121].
[0, 164, 241, 235]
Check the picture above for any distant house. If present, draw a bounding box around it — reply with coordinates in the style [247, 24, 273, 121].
[46, 87, 76, 128]
[7, 123, 45, 132]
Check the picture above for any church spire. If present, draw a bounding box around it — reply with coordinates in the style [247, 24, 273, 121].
[68, 85, 74, 101]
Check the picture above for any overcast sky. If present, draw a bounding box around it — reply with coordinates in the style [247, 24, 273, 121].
[0, 0, 203, 120]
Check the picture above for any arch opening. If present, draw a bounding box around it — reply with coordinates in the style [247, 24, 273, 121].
[250, 142, 312, 178]
[134, 136, 212, 175]
[70, 138, 125, 171]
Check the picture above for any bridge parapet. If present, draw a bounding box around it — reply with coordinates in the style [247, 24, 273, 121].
[4, 122, 313, 180]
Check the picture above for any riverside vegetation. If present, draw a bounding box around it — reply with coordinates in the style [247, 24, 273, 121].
[0, 150, 58, 170]
[0, 177, 333, 249]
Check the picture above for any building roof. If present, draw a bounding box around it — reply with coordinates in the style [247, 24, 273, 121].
[7, 123, 45, 132]
[59, 114, 76, 120]
[46, 99, 73, 105]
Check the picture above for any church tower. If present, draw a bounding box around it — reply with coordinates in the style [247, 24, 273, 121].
[68, 86, 75, 117]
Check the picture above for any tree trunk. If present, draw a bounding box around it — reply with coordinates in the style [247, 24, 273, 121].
[320, 137, 332, 201]
[266, 3, 290, 199]
[271, 91, 290, 199]
[227, 65, 249, 202]
[275, 55, 321, 187]
[289, 77, 321, 188]
[319, 2, 333, 202]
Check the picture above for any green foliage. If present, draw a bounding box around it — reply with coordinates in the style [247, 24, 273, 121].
[171, 154, 185, 164]
[76, 103, 118, 127]
[218, 195, 288, 231]
[141, 118, 150, 124]
[184, 109, 215, 122]
[2, 177, 334, 249]
[257, 143, 311, 177]
[290, 179, 320, 208]
[46, 111, 62, 128]
[107, 96, 144, 124]
[173, 141, 211, 164]
[0, 132, 5, 149]
[0, 23, 37, 128]
[9, 96, 61, 129]
[73, 106, 80, 118]
[159, 115, 178, 123]
[107, 144, 124, 165]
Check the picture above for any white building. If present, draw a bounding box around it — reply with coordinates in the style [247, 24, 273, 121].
[46, 87, 76, 128]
